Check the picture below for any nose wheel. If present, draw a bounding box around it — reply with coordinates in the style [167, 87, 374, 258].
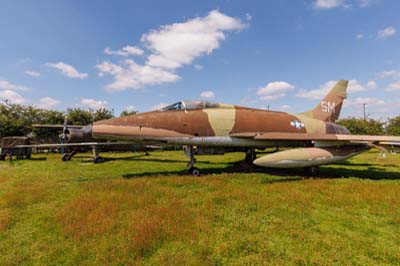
[188, 166, 201, 176]
[185, 146, 201, 176]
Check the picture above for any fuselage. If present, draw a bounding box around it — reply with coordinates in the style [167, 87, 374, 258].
[92, 104, 350, 146]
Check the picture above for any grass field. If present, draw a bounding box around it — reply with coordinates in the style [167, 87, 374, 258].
[0, 149, 400, 265]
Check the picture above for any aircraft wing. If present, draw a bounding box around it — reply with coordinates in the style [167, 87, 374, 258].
[32, 124, 84, 129]
[230, 132, 400, 144]
[14, 141, 137, 148]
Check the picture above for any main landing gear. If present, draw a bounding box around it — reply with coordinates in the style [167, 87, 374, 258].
[92, 146, 103, 163]
[61, 149, 78, 161]
[185, 146, 201, 176]
[245, 148, 257, 164]
[303, 166, 320, 176]
[61, 146, 103, 163]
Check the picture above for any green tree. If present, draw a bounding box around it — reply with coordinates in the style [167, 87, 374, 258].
[66, 108, 93, 125]
[337, 117, 385, 135]
[120, 109, 138, 117]
[93, 108, 114, 121]
[386, 116, 400, 135]
[0, 104, 64, 139]
[32, 109, 64, 142]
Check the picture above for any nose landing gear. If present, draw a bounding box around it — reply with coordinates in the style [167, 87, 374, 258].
[185, 146, 201, 176]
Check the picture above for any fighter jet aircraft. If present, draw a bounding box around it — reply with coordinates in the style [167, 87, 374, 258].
[20, 80, 400, 175]
[79, 79, 398, 175]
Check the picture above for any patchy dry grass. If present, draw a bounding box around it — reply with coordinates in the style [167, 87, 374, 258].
[0, 149, 400, 265]
[0, 208, 13, 232]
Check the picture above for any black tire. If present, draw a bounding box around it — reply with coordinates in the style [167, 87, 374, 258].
[61, 154, 69, 161]
[188, 167, 201, 176]
[94, 157, 103, 164]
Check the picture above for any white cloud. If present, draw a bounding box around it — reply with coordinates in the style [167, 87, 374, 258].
[46, 62, 88, 79]
[194, 64, 204, 70]
[278, 104, 292, 112]
[25, 70, 41, 77]
[296, 80, 366, 99]
[259, 94, 286, 101]
[386, 81, 400, 91]
[98, 10, 245, 92]
[348, 80, 367, 93]
[0, 90, 26, 104]
[358, 0, 372, 7]
[123, 105, 136, 112]
[314, 0, 347, 9]
[0, 79, 31, 91]
[200, 90, 215, 98]
[378, 70, 400, 79]
[297, 81, 334, 99]
[152, 102, 169, 110]
[104, 45, 144, 56]
[96, 60, 180, 91]
[356, 33, 364, 39]
[142, 10, 244, 69]
[346, 97, 385, 107]
[377, 26, 396, 40]
[257, 81, 295, 101]
[366, 80, 377, 90]
[81, 98, 108, 109]
[37, 97, 60, 109]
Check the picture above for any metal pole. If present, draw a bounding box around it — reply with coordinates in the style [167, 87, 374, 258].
[363, 103, 366, 120]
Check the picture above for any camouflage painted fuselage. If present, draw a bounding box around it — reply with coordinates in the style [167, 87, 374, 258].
[92, 105, 349, 146]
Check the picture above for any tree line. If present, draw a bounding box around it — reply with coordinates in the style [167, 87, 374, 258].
[0, 103, 137, 141]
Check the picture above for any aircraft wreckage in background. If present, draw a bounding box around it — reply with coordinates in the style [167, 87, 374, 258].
[18, 80, 400, 175]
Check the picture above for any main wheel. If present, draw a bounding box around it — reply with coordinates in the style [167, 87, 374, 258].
[61, 154, 69, 161]
[188, 167, 201, 176]
[94, 156, 103, 164]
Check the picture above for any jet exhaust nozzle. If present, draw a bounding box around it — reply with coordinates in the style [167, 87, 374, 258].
[64, 126, 93, 143]
[253, 146, 367, 168]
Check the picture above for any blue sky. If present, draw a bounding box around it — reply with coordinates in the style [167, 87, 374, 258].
[0, 0, 399, 119]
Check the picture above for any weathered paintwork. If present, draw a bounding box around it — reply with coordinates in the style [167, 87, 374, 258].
[92, 106, 348, 141]
[87, 80, 400, 169]
[93, 80, 350, 142]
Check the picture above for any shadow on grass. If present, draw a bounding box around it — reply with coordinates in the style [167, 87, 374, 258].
[29, 157, 48, 161]
[122, 160, 400, 181]
[333, 160, 398, 168]
[77, 154, 216, 165]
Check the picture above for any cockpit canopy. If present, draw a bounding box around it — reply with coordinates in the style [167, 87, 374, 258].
[160, 100, 227, 111]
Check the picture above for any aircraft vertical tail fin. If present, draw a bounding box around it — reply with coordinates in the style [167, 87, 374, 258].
[300, 80, 348, 122]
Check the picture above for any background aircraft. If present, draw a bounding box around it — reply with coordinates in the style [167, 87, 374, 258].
[17, 80, 400, 175]
[16, 119, 147, 163]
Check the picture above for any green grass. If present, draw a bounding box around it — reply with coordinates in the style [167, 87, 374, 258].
[0, 149, 400, 265]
